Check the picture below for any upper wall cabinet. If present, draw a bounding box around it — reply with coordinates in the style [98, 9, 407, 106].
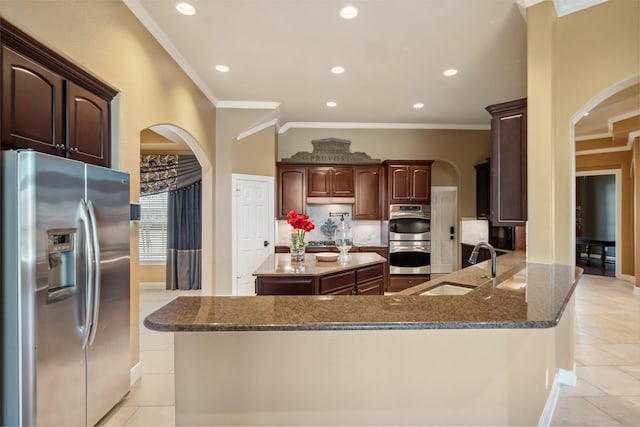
[485, 98, 527, 226]
[353, 165, 382, 220]
[277, 164, 306, 219]
[307, 166, 355, 198]
[1, 19, 116, 167]
[384, 160, 434, 204]
[1, 46, 64, 156]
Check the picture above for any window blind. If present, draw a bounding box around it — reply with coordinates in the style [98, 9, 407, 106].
[138, 192, 168, 263]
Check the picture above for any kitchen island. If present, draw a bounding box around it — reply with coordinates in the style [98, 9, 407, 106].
[145, 251, 581, 426]
[253, 252, 386, 295]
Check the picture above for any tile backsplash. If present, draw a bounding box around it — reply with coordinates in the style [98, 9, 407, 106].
[276, 204, 383, 245]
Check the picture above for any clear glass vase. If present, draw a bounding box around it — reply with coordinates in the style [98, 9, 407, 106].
[334, 219, 352, 263]
[290, 230, 305, 262]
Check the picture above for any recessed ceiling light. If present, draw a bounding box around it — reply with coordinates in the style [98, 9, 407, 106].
[340, 6, 358, 19]
[583, 112, 590, 116]
[331, 66, 345, 74]
[413, 103, 424, 109]
[176, 2, 196, 15]
[326, 101, 337, 107]
[443, 68, 458, 77]
[215, 64, 230, 72]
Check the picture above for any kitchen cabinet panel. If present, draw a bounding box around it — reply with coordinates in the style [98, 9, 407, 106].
[1, 19, 116, 167]
[474, 160, 490, 219]
[353, 166, 382, 220]
[67, 82, 110, 167]
[384, 161, 433, 204]
[1, 46, 63, 156]
[277, 165, 306, 219]
[388, 274, 430, 292]
[486, 98, 527, 226]
[307, 166, 354, 198]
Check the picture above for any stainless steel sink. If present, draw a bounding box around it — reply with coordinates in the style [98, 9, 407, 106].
[419, 281, 476, 296]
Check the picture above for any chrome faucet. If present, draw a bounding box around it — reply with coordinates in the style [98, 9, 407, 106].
[468, 242, 497, 279]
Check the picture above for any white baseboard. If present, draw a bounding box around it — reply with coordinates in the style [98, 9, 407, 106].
[557, 366, 577, 386]
[538, 366, 576, 426]
[130, 361, 143, 386]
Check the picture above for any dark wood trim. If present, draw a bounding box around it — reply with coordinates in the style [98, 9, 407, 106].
[1, 18, 118, 100]
[382, 160, 434, 167]
[485, 98, 527, 115]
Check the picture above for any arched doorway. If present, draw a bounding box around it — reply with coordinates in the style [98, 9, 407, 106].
[572, 76, 639, 281]
[139, 124, 214, 293]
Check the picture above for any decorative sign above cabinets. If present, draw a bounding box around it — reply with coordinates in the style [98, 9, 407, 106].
[281, 138, 380, 164]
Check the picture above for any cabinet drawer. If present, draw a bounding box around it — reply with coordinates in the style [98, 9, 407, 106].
[357, 277, 383, 295]
[388, 275, 430, 292]
[356, 263, 383, 283]
[320, 270, 356, 294]
[257, 277, 314, 295]
[325, 286, 356, 296]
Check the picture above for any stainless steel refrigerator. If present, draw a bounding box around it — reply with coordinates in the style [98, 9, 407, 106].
[2, 150, 131, 426]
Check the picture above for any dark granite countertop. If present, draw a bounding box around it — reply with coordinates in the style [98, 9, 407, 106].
[145, 251, 582, 332]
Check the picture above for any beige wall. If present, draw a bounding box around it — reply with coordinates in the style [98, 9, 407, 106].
[278, 128, 491, 218]
[139, 264, 166, 284]
[232, 127, 277, 176]
[527, 0, 640, 284]
[0, 1, 217, 366]
[215, 109, 278, 295]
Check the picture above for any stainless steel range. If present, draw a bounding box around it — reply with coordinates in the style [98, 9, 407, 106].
[388, 204, 431, 275]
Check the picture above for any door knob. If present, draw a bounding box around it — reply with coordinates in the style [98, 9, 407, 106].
[263, 240, 269, 247]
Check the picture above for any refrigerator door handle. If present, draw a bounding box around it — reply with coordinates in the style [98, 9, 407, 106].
[79, 199, 95, 350]
[87, 200, 101, 346]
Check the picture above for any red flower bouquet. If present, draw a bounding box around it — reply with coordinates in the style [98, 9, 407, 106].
[287, 210, 315, 248]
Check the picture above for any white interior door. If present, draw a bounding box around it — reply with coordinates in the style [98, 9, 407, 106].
[431, 186, 458, 274]
[232, 174, 274, 296]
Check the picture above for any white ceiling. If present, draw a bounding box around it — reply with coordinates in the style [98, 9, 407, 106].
[126, 0, 528, 131]
[126, 0, 637, 140]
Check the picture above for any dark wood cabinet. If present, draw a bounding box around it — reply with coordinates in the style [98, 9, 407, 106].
[67, 82, 110, 166]
[388, 275, 430, 293]
[486, 98, 527, 226]
[1, 45, 64, 156]
[384, 160, 434, 204]
[255, 276, 315, 295]
[356, 247, 388, 292]
[255, 259, 385, 295]
[1, 19, 116, 167]
[474, 160, 490, 219]
[353, 165, 382, 220]
[307, 166, 354, 198]
[277, 165, 306, 219]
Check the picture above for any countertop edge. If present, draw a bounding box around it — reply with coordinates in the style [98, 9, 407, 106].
[144, 318, 561, 332]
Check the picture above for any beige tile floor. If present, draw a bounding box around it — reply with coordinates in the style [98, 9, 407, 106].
[100, 275, 640, 426]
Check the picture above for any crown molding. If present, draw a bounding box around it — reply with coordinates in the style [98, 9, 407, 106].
[608, 109, 640, 132]
[278, 122, 490, 134]
[576, 131, 637, 155]
[217, 101, 281, 109]
[575, 132, 611, 141]
[236, 118, 279, 140]
[123, 0, 219, 105]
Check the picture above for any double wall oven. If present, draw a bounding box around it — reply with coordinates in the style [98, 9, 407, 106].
[389, 204, 431, 275]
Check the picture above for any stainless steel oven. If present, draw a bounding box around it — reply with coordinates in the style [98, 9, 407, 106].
[389, 204, 431, 275]
[389, 241, 431, 274]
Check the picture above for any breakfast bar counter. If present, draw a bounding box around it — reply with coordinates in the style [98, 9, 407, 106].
[144, 252, 582, 426]
[145, 251, 580, 331]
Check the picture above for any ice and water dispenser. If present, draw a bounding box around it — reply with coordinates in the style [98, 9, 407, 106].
[47, 228, 77, 294]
